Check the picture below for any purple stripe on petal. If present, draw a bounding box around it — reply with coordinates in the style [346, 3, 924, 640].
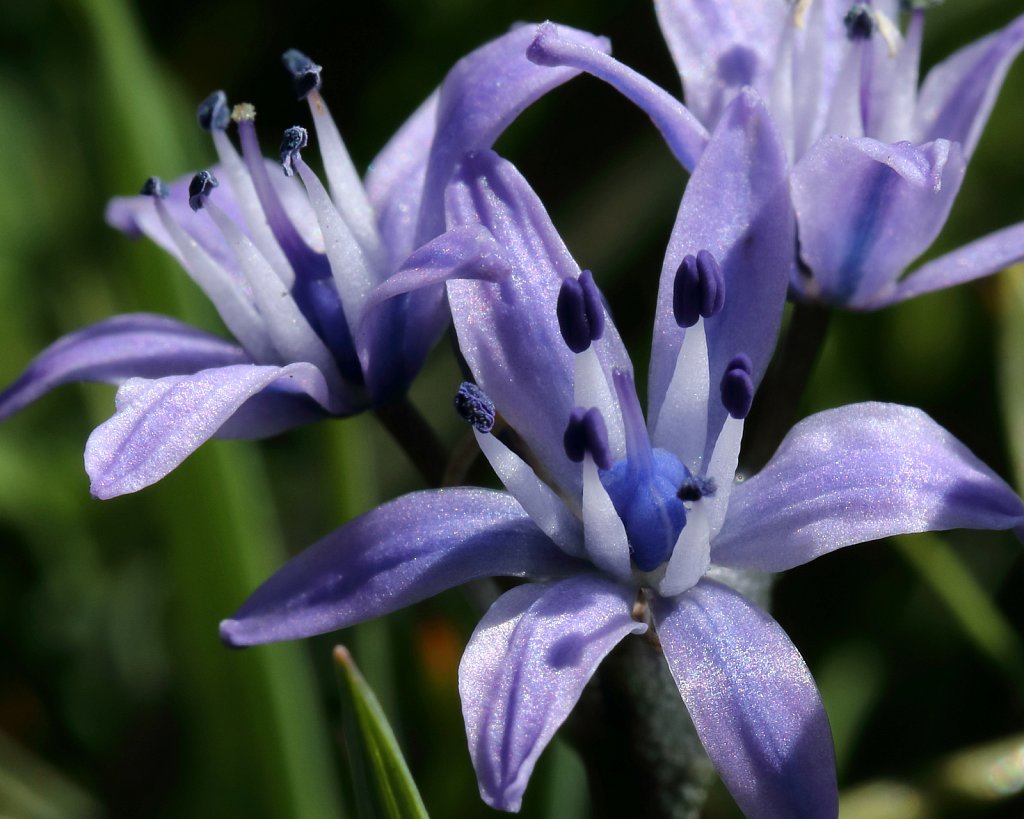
[414, 23, 611, 247]
[872, 220, 1024, 308]
[791, 136, 966, 308]
[460, 575, 645, 812]
[915, 13, 1024, 160]
[445, 150, 632, 498]
[653, 579, 838, 819]
[712, 402, 1024, 573]
[0, 314, 250, 422]
[85, 362, 338, 499]
[649, 90, 792, 464]
[220, 489, 586, 646]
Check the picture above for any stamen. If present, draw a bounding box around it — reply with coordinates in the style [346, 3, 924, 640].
[454, 382, 496, 433]
[844, 3, 875, 40]
[557, 270, 605, 353]
[280, 126, 308, 178]
[188, 170, 219, 212]
[197, 90, 231, 132]
[564, 407, 612, 470]
[678, 475, 717, 502]
[139, 177, 168, 199]
[720, 353, 754, 420]
[282, 48, 323, 100]
[673, 250, 725, 328]
[231, 102, 256, 123]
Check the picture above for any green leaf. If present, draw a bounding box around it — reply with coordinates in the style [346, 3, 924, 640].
[334, 646, 431, 819]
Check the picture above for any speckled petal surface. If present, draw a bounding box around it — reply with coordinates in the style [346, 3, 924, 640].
[791, 136, 966, 307]
[712, 403, 1024, 572]
[460, 575, 645, 812]
[221, 489, 586, 646]
[84, 362, 338, 498]
[654, 579, 838, 819]
[653, 0, 788, 128]
[649, 90, 791, 463]
[0, 314, 250, 422]
[914, 13, 1024, 159]
[446, 150, 632, 498]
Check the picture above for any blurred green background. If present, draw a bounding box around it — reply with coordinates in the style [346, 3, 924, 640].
[0, 0, 1023, 816]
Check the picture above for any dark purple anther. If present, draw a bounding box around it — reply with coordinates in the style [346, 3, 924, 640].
[188, 170, 219, 212]
[720, 353, 754, 420]
[678, 475, 716, 502]
[454, 382, 496, 433]
[197, 90, 230, 132]
[563, 407, 612, 470]
[673, 250, 724, 328]
[282, 49, 323, 99]
[280, 126, 308, 177]
[844, 4, 875, 40]
[557, 270, 606, 353]
[140, 177, 168, 199]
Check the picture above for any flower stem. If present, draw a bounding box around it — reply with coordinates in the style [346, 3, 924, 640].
[743, 299, 832, 471]
[374, 398, 448, 486]
[565, 636, 714, 819]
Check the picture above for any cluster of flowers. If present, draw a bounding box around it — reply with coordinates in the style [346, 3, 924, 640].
[4, 1, 1024, 816]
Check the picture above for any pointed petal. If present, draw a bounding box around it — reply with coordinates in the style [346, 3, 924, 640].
[85, 362, 339, 498]
[358, 223, 514, 405]
[872, 220, 1024, 307]
[220, 489, 586, 646]
[649, 90, 792, 465]
[654, 580, 837, 819]
[460, 575, 645, 812]
[915, 13, 1024, 159]
[0, 314, 249, 422]
[712, 403, 1024, 572]
[527, 22, 709, 172]
[791, 136, 966, 307]
[414, 23, 612, 248]
[446, 150, 632, 497]
[653, 0, 789, 127]
[365, 91, 441, 271]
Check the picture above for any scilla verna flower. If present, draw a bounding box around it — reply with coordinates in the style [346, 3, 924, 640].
[0, 25, 608, 498]
[219, 93, 1024, 816]
[526, 6, 1024, 308]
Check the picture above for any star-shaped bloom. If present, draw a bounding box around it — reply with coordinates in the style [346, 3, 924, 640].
[0, 26, 609, 498]
[219, 94, 1024, 816]
[526, 6, 1024, 308]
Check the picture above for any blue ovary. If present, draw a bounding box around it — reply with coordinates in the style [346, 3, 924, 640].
[600, 448, 692, 572]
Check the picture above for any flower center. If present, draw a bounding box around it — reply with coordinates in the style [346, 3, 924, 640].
[600, 448, 693, 572]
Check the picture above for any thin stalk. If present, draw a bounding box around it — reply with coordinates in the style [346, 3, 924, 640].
[744, 300, 832, 472]
[374, 398, 448, 486]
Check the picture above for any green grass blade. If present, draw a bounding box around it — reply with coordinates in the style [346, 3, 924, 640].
[334, 646, 430, 819]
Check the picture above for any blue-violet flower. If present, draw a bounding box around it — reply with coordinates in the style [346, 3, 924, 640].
[219, 94, 1024, 816]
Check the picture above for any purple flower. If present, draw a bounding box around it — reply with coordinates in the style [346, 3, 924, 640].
[219, 95, 1024, 816]
[0, 25, 610, 499]
[526, 6, 1024, 308]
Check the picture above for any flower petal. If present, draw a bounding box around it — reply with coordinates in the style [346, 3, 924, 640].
[649, 90, 792, 465]
[712, 403, 1024, 572]
[446, 150, 632, 497]
[871, 220, 1024, 308]
[414, 23, 611, 248]
[653, 579, 838, 819]
[915, 13, 1024, 159]
[0, 314, 250, 422]
[460, 575, 645, 812]
[220, 489, 585, 647]
[85, 362, 339, 498]
[653, 0, 789, 128]
[791, 136, 966, 307]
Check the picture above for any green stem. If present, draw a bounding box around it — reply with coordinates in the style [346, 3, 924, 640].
[743, 300, 832, 472]
[374, 398, 448, 486]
